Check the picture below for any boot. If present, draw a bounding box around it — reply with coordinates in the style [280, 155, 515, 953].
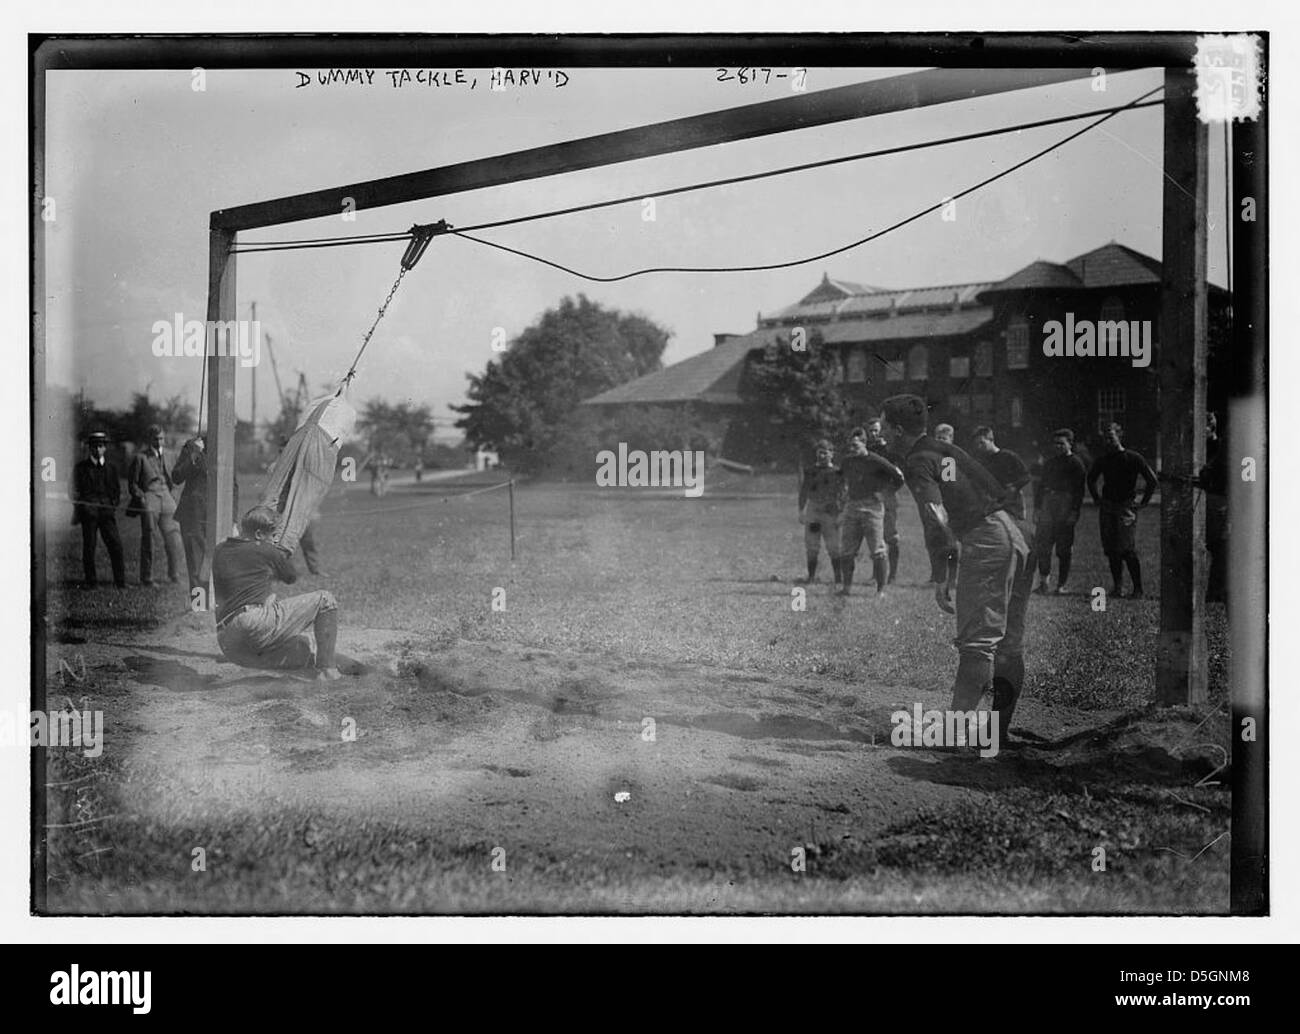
[314, 608, 340, 679]
[1125, 555, 1143, 598]
[1056, 552, 1071, 593]
[873, 555, 889, 595]
[992, 653, 1025, 736]
[839, 557, 855, 596]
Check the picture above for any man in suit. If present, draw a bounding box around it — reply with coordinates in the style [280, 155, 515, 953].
[127, 423, 184, 586]
[172, 434, 240, 596]
[71, 431, 126, 588]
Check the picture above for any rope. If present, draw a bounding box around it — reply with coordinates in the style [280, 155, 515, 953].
[196, 354, 207, 435]
[229, 98, 1163, 256]
[448, 84, 1164, 283]
[319, 477, 514, 520]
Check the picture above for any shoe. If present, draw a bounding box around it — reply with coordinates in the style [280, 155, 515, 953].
[1129, 588, 1144, 599]
[1052, 585, 1064, 595]
[168, 574, 181, 584]
[315, 667, 342, 682]
[114, 582, 127, 589]
[308, 568, 328, 577]
[81, 582, 98, 590]
[794, 576, 816, 585]
[837, 587, 851, 597]
[141, 579, 155, 587]
[1034, 582, 1049, 595]
[1111, 585, 1125, 599]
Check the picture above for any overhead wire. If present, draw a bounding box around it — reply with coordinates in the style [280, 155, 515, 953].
[448, 84, 1165, 283]
[230, 96, 1164, 257]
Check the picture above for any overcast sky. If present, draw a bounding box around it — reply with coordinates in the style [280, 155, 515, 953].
[42, 64, 1229, 438]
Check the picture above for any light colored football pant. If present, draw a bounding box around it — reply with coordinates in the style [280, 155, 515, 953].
[951, 511, 1031, 714]
[217, 590, 337, 670]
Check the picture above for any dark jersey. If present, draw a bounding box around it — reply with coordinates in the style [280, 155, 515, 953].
[903, 437, 1009, 581]
[978, 449, 1030, 519]
[212, 537, 298, 624]
[1087, 448, 1157, 506]
[798, 465, 844, 513]
[1035, 452, 1088, 511]
[840, 452, 905, 507]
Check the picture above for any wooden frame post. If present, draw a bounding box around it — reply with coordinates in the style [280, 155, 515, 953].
[199, 226, 237, 603]
[1155, 67, 1208, 706]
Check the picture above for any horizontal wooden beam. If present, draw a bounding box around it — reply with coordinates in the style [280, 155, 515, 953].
[213, 66, 1100, 231]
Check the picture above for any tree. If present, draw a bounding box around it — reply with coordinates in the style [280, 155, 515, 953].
[726, 328, 849, 468]
[75, 391, 195, 447]
[453, 294, 670, 472]
[355, 399, 435, 466]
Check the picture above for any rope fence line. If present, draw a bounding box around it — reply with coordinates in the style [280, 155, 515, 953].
[325, 477, 515, 519]
[47, 476, 518, 518]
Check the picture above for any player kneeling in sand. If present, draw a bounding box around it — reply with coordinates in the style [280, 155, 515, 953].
[212, 505, 342, 681]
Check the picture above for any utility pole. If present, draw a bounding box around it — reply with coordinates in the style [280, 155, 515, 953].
[265, 331, 285, 411]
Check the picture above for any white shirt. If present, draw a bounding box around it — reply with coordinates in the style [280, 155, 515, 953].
[299, 394, 356, 446]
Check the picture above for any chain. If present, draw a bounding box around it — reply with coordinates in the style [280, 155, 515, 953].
[341, 266, 408, 389]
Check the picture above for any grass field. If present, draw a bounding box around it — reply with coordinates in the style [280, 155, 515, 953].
[39, 469, 1232, 914]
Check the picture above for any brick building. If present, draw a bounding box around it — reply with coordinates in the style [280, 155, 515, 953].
[583, 242, 1231, 469]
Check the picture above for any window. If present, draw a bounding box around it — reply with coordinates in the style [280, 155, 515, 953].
[846, 348, 868, 383]
[1098, 386, 1125, 434]
[1099, 295, 1126, 324]
[972, 393, 994, 424]
[884, 358, 905, 381]
[1010, 395, 1023, 428]
[949, 355, 970, 378]
[974, 340, 994, 377]
[907, 344, 929, 381]
[1006, 318, 1030, 369]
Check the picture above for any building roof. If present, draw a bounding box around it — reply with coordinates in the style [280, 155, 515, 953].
[1065, 242, 1163, 288]
[581, 328, 784, 407]
[798, 272, 888, 304]
[818, 308, 993, 343]
[979, 242, 1163, 299]
[768, 282, 995, 324]
[979, 260, 1083, 292]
